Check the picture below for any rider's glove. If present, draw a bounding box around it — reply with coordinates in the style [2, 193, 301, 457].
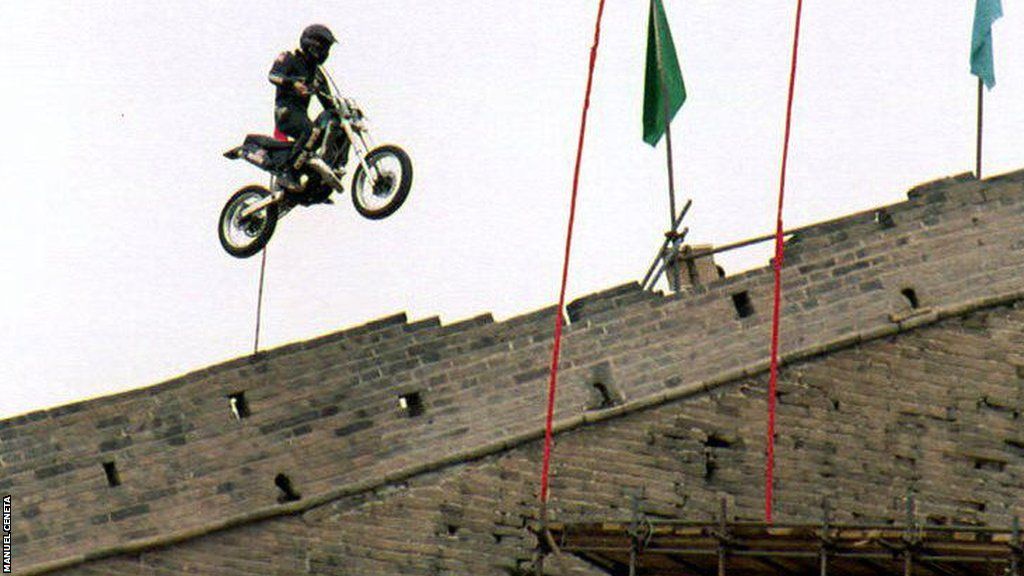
[337, 99, 352, 119]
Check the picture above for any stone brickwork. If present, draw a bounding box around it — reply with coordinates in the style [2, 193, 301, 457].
[3, 170, 1024, 575]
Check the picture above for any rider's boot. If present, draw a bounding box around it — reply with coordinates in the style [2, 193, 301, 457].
[276, 170, 303, 193]
[276, 147, 313, 193]
[291, 149, 311, 171]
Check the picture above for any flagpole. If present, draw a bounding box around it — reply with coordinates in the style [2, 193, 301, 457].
[652, 0, 678, 227]
[652, 0, 681, 288]
[976, 77, 983, 179]
[664, 109, 678, 227]
[971, 0, 1002, 179]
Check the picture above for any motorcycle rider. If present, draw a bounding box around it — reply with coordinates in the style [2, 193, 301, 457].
[268, 24, 337, 192]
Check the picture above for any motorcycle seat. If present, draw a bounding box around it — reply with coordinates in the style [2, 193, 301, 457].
[244, 134, 294, 151]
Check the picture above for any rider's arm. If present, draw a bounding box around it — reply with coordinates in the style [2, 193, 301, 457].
[313, 70, 336, 110]
[268, 52, 309, 95]
[268, 52, 291, 86]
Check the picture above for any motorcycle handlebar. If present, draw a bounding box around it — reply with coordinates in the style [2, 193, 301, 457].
[278, 75, 329, 96]
[281, 73, 359, 119]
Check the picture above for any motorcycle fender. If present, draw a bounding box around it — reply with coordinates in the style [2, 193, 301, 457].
[223, 146, 244, 159]
[244, 148, 269, 167]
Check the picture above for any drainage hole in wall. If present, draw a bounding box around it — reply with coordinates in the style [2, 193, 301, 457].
[228, 391, 250, 420]
[732, 291, 755, 318]
[274, 473, 302, 503]
[103, 461, 121, 487]
[901, 288, 920, 309]
[398, 392, 425, 418]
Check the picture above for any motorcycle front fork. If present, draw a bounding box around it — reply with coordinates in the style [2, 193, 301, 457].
[240, 187, 286, 220]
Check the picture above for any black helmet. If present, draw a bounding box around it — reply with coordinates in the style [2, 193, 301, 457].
[300, 24, 336, 65]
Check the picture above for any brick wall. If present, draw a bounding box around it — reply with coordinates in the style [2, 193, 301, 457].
[3, 169, 1024, 574]
[41, 298, 1024, 575]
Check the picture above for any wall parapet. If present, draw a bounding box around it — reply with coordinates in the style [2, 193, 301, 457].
[5, 168, 1024, 571]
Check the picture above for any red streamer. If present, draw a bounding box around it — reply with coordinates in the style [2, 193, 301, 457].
[539, 0, 607, 506]
[767, 0, 805, 524]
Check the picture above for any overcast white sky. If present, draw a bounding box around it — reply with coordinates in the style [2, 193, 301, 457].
[0, 2, 1021, 419]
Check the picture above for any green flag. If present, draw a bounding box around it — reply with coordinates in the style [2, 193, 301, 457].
[971, 0, 1002, 89]
[643, 0, 686, 146]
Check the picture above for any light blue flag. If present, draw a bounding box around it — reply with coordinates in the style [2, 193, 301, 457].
[971, 0, 1002, 89]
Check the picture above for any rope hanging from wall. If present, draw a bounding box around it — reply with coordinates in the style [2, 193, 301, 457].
[538, 0, 607, 530]
[538, 0, 804, 533]
[254, 247, 268, 355]
[766, 0, 806, 523]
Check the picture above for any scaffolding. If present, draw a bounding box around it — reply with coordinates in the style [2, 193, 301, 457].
[546, 499, 1023, 576]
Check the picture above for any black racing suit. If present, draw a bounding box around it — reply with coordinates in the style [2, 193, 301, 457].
[268, 49, 334, 168]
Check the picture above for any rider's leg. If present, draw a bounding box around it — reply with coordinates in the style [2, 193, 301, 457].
[274, 107, 313, 191]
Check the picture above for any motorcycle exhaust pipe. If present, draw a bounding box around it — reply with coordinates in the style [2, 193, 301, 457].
[306, 158, 345, 193]
[239, 159, 341, 220]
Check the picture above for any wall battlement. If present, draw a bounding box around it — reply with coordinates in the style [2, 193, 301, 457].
[4, 169, 1024, 573]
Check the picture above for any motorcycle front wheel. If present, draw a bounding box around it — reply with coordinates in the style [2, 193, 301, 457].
[351, 145, 413, 220]
[218, 185, 279, 258]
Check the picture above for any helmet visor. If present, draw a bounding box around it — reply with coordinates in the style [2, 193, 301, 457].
[307, 40, 330, 64]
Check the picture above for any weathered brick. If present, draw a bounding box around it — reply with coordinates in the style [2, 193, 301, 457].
[6, 169, 1024, 574]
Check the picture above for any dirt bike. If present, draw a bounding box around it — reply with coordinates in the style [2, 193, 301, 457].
[219, 69, 412, 258]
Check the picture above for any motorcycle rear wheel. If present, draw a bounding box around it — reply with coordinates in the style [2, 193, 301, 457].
[351, 145, 413, 220]
[218, 185, 279, 258]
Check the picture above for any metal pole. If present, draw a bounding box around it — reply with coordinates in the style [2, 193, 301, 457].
[676, 219, 821, 263]
[651, 0, 682, 290]
[976, 77, 984, 179]
[1012, 516, 1021, 576]
[629, 494, 639, 576]
[718, 497, 727, 576]
[665, 124, 677, 229]
[640, 201, 691, 289]
[253, 247, 268, 355]
[820, 499, 830, 576]
[646, 228, 690, 291]
[651, 0, 678, 230]
[535, 501, 547, 576]
[903, 493, 916, 576]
